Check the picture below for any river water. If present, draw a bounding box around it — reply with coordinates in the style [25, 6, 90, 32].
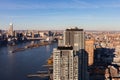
[0, 42, 57, 80]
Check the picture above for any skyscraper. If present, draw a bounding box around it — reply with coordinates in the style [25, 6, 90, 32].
[8, 23, 14, 36]
[53, 46, 79, 80]
[64, 27, 88, 80]
[53, 27, 88, 80]
[64, 27, 84, 51]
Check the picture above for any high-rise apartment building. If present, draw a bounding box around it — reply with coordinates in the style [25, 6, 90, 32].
[53, 46, 78, 80]
[53, 27, 88, 80]
[85, 39, 94, 66]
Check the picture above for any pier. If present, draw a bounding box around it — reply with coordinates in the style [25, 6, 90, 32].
[27, 56, 53, 80]
[27, 64, 53, 80]
[27, 73, 51, 78]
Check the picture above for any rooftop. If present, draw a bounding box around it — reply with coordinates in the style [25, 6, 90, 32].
[57, 46, 73, 50]
[66, 27, 83, 31]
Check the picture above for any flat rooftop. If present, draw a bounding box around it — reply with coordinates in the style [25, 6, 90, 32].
[57, 46, 73, 50]
[66, 27, 83, 31]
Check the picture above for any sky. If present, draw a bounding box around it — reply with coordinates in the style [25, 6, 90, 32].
[0, 0, 120, 30]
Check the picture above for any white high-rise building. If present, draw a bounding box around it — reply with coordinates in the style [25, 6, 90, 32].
[53, 46, 78, 80]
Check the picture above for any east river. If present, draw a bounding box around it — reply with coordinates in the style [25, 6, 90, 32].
[0, 42, 57, 80]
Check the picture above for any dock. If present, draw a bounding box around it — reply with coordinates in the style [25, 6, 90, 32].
[27, 54, 53, 80]
[37, 71, 48, 74]
[27, 73, 51, 78]
[27, 65, 53, 78]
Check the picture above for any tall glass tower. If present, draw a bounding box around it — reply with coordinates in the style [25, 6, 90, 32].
[8, 23, 14, 36]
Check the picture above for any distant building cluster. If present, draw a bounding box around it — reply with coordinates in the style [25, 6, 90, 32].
[86, 31, 120, 80]
[0, 23, 63, 46]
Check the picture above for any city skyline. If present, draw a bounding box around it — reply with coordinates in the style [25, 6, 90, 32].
[0, 0, 120, 30]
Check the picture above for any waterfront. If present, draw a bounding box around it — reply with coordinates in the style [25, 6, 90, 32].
[0, 42, 57, 80]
